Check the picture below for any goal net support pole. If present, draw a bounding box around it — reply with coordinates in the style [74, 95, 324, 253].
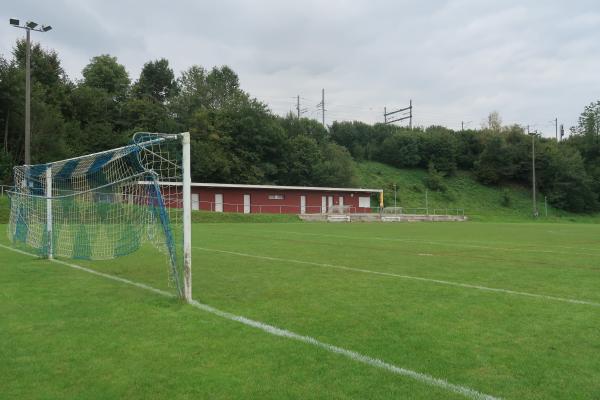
[181, 132, 192, 302]
[46, 166, 53, 259]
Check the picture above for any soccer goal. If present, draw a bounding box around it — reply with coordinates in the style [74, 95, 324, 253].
[7, 132, 193, 302]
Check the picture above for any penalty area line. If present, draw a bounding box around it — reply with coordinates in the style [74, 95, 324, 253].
[262, 229, 600, 257]
[194, 246, 600, 308]
[0, 243, 500, 400]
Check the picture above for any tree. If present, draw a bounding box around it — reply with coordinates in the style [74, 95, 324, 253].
[12, 40, 67, 91]
[284, 135, 322, 186]
[536, 143, 598, 212]
[0, 55, 22, 155]
[205, 65, 241, 109]
[171, 65, 208, 125]
[455, 129, 484, 169]
[279, 114, 329, 144]
[377, 133, 420, 168]
[484, 111, 502, 132]
[82, 55, 130, 98]
[573, 100, 600, 138]
[123, 97, 178, 133]
[29, 92, 69, 163]
[2, 40, 72, 164]
[171, 65, 247, 128]
[134, 58, 177, 103]
[314, 143, 356, 187]
[420, 127, 458, 174]
[474, 135, 513, 184]
[567, 100, 600, 198]
[423, 161, 448, 192]
[329, 121, 390, 161]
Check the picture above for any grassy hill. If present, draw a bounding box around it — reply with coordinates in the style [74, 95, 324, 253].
[355, 161, 600, 222]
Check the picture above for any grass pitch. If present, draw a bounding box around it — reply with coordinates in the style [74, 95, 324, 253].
[1, 221, 599, 399]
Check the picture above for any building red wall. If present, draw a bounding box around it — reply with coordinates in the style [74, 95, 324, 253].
[191, 187, 373, 214]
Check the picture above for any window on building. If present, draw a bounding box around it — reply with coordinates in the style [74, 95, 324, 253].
[268, 194, 285, 200]
[359, 196, 371, 208]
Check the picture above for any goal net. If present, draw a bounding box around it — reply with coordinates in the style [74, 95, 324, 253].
[7, 132, 192, 300]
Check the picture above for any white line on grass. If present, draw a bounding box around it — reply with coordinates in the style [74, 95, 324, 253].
[0, 243, 500, 400]
[194, 246, 600, 308]
[262, 230, 600, 257]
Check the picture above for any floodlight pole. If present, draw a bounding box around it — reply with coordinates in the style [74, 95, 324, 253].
[10, 19, 52, 165]
[25, 28, 31, 165]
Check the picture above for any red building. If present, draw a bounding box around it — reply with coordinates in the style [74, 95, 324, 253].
[187, 183, 383, 214]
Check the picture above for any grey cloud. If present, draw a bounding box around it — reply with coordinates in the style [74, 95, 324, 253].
[1, 0, 599, 133]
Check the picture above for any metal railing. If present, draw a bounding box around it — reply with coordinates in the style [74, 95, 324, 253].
[0, 185, 14, 197]
[372, 206, 465, 216]
[432, 208, 465, 216]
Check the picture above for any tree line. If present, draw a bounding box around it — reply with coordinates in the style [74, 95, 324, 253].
[329, 112, 600, 212]
[0, 40, 354, 188]
[1, 39, 599, 212]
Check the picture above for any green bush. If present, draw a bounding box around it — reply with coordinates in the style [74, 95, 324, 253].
[500, 189, 512, 207]
[423, 162, 447, 192]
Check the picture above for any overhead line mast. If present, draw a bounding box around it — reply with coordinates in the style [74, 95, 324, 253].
[384, 100, 413, 127]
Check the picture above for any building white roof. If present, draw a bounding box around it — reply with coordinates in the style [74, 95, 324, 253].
[191, 182, 382, 193]
[147, 181, 382, 193]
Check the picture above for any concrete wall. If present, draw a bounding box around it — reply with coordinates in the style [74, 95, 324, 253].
[299, 213, 468, 222]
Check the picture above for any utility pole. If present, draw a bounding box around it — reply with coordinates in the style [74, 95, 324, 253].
[295, 95, 308, 119]
[321, 88, 325, 127]
[461, 121, 464, 131]
[9, 18, 52, 165]
[530, 131, 539, 218]
[409, 99, 413, 129]
[316, 89, 325, 127]
[384, 107, 387, 124]
[393, 183, 397, 208]
[554, 118, 558, 141]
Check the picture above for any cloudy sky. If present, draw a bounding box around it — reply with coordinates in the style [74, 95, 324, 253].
[2, 0, 600, 136]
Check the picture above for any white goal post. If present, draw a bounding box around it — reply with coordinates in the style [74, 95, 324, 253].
[8, 132, 193, 302]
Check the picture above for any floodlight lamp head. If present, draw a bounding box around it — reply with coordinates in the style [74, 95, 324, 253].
[42, 25, 52, 32]
[26, 21, 38, 29]
[10, 18, 20, 26]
